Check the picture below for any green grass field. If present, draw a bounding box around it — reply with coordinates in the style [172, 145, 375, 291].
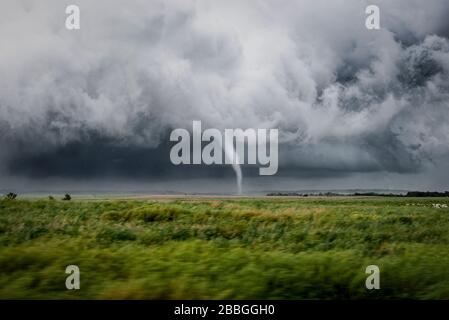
[1, 196, 449, 299]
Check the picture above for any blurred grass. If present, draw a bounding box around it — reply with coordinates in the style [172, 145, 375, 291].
[1, 197, 449, 299]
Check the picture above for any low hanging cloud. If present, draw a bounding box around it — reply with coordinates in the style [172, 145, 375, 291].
[0, 0, 449, 185]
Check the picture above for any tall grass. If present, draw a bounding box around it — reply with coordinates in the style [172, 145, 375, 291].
[1, 197, 449, 299]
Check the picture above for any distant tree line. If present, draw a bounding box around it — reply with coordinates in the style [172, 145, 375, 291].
[405, 191, 449, 197]
[5, 192, 17, 200]
[267, 191, 449, 197]
[2, 193, 72, 200]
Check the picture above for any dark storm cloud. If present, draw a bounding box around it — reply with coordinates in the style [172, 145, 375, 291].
[6, 133, 236, 180]
[1, 0, 449, 188]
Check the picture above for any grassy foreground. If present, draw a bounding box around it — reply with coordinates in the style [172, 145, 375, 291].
[1, 197, 449, 299]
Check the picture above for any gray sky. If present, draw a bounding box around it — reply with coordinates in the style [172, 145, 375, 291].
[1, 0, 449, 194]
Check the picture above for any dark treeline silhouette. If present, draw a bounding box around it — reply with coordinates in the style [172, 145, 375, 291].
[267, 191, 449, 197]
[405, 191, 449, 197]
[5, 192, 17, 200]
[268, 192, 343, 197]
[62, 194, 71, 201]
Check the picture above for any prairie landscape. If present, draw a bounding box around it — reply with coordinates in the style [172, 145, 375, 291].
[1, 196, 449, 299]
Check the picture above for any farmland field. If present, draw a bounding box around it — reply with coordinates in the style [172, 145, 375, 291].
[1, 196, 449, 299]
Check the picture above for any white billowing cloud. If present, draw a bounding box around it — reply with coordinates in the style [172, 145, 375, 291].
[0, 0, 449, 175]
